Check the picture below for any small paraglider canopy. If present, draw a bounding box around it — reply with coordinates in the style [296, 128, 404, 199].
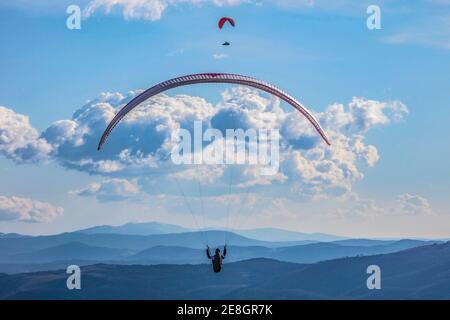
[222, 41, 231, 46]
[218, 17, 235, 29]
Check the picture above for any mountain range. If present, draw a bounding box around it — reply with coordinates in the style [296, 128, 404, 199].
[0, 223, 438, 274]
[75, 222, 348, 242]
[76, 222, 189, 236]
[1, 242, 449, 299]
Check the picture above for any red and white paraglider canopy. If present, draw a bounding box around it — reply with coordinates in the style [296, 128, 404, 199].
[218, 17, 235, 29]
[98, 73, 331, 150]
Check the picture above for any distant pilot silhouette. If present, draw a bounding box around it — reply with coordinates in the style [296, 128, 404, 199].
[222, 42, 231, 46]
[206, 245, 227, 273]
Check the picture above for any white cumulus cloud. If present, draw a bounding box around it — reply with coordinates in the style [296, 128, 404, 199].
[0, 196, 63, 223]
[84, 0, 249, 21]
[0, 106, 52, 164]
[1, 86, 409, 201]
[396, 193, 434, 215]
[213, 53, 230, 60]
[70, 178, 141, 202]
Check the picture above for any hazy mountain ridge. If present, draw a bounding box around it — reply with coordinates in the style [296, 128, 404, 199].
[75, 222, 347, 242]
[1, 242, 449, 299]
[7, 242, 134, 263]
[76, 222, 190, 235]
[0, 222, 442, 275]
[234, 228, 347, 242]
[0, 230, 277, 256]
[0, 238, 437, 273]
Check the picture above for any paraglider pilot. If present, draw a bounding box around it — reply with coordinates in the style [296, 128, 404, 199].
[206, 245, 227, 273]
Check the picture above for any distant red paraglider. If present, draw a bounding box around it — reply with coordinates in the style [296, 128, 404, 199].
[218, 17, 235, 29]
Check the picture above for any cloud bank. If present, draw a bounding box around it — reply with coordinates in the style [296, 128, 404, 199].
[396, 193, 434, 216]
[1, 87, 433, 223]
[70, 178, 141, 202]
[0, 196, 63, 223]
[0, 87, 408, 202]
[84, 0, 249, 20]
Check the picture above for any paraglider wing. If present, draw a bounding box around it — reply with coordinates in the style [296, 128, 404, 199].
[98, 73, 331, 150]
[218, 17, 235, 29]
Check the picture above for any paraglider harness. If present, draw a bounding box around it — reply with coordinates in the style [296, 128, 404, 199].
[206, 246, 227, 273]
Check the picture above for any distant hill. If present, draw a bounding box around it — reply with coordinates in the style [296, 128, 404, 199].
[233, 228, 346, 242]
[1, 242, 450, 299]
[129, 246, 203, 264]
[246, 242, 450, 300]
[75, 222, 345, 242]
[76, 222, 189, 236]
[0, 233, 28, 239]
[332, 239, 395, 246]
[7, 242, 133, 263]
[127, 240, 435, 265]
[267, 239, 437, 263]
[0, 230, 299, 256]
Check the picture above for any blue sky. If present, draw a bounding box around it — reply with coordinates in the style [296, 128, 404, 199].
[0, 0, 449, 237]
